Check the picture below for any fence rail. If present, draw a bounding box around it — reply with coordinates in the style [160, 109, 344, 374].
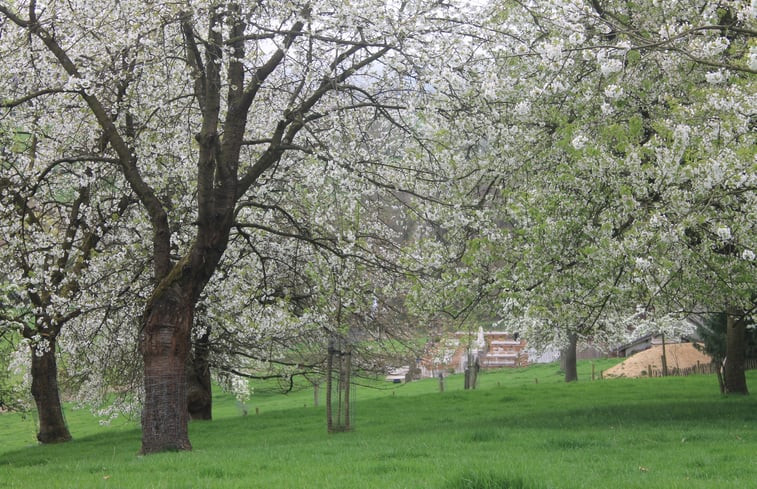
[637, 359, 757, 378]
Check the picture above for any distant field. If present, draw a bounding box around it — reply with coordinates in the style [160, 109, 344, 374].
[2, 360, 756, 489]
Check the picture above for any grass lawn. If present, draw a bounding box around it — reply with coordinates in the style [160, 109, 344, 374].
[1, 360, 756, 489]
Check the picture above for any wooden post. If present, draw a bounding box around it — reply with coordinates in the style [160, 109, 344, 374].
[474, 357, 480, 389]
[438, 372, 445, 392]
[591, 362, 595, 381]
[661, 333, 668, 377]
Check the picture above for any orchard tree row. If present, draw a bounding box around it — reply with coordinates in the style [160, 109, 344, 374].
[0, 0, 754, 453]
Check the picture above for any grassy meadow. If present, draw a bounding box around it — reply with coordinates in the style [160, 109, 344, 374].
[1, 359, 756, 489]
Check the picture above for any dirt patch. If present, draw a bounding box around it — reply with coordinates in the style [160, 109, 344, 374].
[603, 343, 712, 378]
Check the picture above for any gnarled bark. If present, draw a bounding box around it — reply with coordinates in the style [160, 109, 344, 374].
[139, 284, 194, 454]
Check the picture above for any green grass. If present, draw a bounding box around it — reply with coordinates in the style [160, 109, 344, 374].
[2, 361, 756, 489]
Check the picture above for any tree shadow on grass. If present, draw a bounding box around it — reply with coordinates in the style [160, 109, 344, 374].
[0, 405, 316, 469]
[0, 425, 142, 469]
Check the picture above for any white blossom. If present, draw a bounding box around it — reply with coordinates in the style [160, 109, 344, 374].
[571, 133, 589, 150]
[705, 70, 725, 84]
[750, 46, 757, 71]
[673, 124, 691, 145]
[603, 84, 623, 100]
[514, 100, 530, 116]
[716, 226, 732, 241]
[600, 58, 624, 76]
[634, 256, 652, 271]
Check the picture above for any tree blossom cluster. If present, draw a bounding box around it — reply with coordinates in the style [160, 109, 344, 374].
[408, 0, 755, 355]
[0, 0, 754, 430]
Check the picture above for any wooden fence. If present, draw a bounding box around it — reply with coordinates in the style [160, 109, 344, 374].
[637, 359, 757, 378]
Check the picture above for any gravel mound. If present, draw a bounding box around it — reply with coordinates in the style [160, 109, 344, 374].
[603, 343, 712, 378]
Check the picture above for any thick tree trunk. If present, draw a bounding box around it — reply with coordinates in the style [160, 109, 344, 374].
[563, 333, 578, 383]
[30, 338, 72, 444]
[187, 328, 212, 420]
[139, 284, 194, 454]
[724, 313, 748, 395]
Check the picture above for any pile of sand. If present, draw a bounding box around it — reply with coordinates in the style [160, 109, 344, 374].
[603, 342, 712, 378]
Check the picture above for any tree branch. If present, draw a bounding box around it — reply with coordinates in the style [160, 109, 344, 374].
[1, 88, 77, 108]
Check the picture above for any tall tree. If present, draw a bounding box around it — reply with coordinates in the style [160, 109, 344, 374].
[438, 0, 756, 382]
[0, 0, 485, 453]
[0, 109, 136, 441]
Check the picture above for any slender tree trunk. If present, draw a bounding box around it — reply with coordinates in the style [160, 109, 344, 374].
[187, 328, 212, 420]
[30, 338, 72, 444]
[563, 333, 578, 383]
[139, 284, 194, 454]
[471, 357, 480, 389]
[326, 342, 334, 432]
[724, 313, 748, 395]
[716, 363, 726, 394]
[343, 348, 351, 431]
[464, 350, 473, 390]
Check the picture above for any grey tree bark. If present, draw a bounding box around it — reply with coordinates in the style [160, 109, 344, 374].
[30, 338, 72, 444]
[563, 333, 578, 383]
